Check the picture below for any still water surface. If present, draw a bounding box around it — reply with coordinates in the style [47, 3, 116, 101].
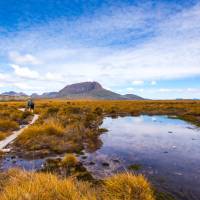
[1, 115, 200, 199]
[81, 116, 200, 200]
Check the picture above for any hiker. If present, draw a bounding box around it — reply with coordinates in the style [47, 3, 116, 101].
[27, 98, 35, 113]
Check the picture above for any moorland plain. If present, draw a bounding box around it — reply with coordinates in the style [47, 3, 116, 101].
[0, 99, 200, 200]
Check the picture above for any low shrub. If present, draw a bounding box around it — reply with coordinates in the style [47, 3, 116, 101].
[46, 107, 59, 115]
[67, 106, 81, 114]
[62, 153, 78, 167]
[94, 107, 103, 115]
[0, 120, 19, 131]
[84, 113, 97, 128]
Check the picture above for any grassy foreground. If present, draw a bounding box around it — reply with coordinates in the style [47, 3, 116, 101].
[0, 103, 32, 140]
[0, 100, 199, 199]
[2, 99, 198, 158]
[0, 169, 154, 200]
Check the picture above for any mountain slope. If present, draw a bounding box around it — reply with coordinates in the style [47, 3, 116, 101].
[59, 81, 102, 96]
[32, 81, 144, 100]
[123, 94, 144, 100]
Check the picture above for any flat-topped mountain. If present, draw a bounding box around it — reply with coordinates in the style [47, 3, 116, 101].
[59, 81, 102, 96]
[0, 82, 144, 100]
[32, 81, 144, 100]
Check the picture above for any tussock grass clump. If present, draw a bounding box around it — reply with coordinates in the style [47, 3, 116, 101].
[42, 120, 65, 136]
[0, 131, 7, 140]
[15, 120, 68, 154]
[0, 169, 155, 200]
[0, 119, 19, 132]
[62, 153, 78, 167]
[103, 173, 154, 200]
[18, 120, 65, 140]
[0, 104, 33, 137]
[94, 107, 103, 115]
[0, 169, 96, 200]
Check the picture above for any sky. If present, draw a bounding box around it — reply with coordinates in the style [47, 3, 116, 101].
[0, 0, 200, 99]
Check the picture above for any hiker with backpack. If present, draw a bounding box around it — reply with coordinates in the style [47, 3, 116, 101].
[27, 98, 35, 113]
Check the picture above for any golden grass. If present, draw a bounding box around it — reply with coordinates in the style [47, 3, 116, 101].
[0, 131, 7, 140]
[19, 120, 65, 139]
[0, 169, 155, 200]
[0, 104, 33, 140]
[15, 120, 67, 153]
[0, 120, 19, 132]
[2, 99, 200, 124]
[62, 153, 78, 167]
[103, 173, 154, 200]
[31, 99, 200, 125]
[5, 99, 199, 157]
[14, 102, 105, 155]
[0, 99, 199, 199]
[0, 169, 96, 200]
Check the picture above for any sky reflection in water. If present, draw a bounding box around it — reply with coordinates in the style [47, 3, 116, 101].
[82, 116, 200, 200]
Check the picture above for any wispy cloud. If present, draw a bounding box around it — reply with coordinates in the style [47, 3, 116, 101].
[11, 64, 39, 79]
[0, 1, 199, 97]
[10, 64, 65, 82]
[132, 80, 144, 85]
[9, 51, 41, 65]
[151, 81, 157, 85]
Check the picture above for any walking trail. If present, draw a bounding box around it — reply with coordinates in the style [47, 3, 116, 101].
[0, 108, 39, 152]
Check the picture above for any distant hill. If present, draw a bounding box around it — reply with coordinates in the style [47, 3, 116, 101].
[0, 91, 28, 101]
[31, 81, 144, 100]
[31, 92, 58, 99]
[1, 91, 28, 97]
[123, 94, 144, 100]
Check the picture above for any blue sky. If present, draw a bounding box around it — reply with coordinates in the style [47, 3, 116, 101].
[0, 0, 200, 99]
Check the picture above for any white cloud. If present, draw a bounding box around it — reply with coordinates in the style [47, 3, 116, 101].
[126, 87, 144, 93]
[132, 80, 144, 85]
[10, 64, 39, 79]
[44, 72, 64, 81]
[139, 88, 144, 92]
[158, 88, 175, 92]
[2, 3, 200, 86]
[151, 81, 157, 85]
[13, 82, 32, 90]
[12, 82, 45, 92]
[0, 73, 9, 81]
[126, 87, 134, 92]
[0, 2, 199, 98]
[10, 64, 65, 83]
[146, 88, 200, 94]
[124, 87, 200, 99]
[9, 51, 40, 65]
[186, 88, 200, 92]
